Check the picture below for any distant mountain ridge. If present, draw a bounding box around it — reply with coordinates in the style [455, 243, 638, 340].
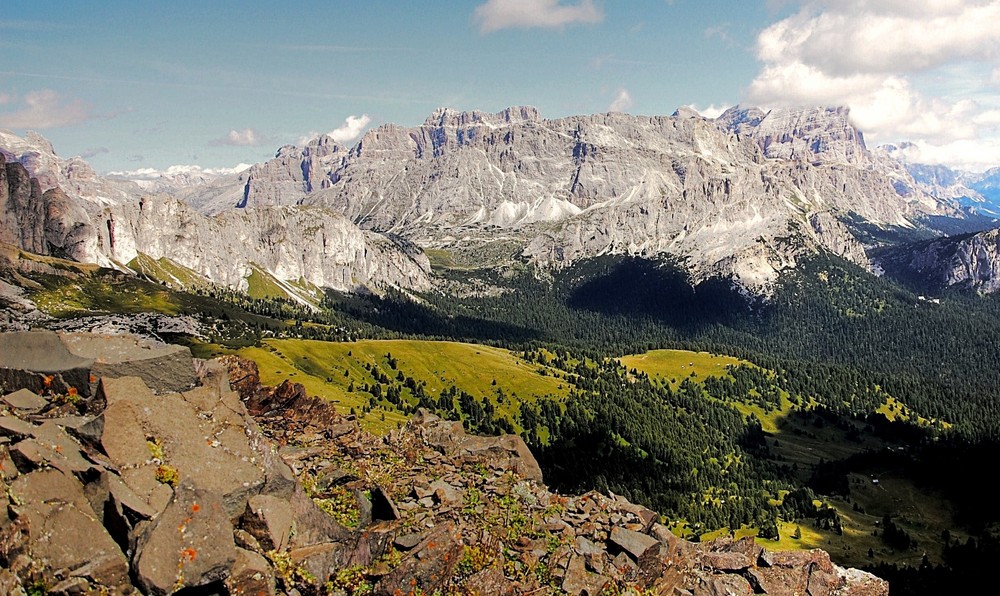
[172, 105, 966, 292]
[7, 102, 1000, 298]
[881, 143, 1000, 219]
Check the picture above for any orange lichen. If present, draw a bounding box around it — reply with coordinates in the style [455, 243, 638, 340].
[43, 375, 54, 387]
[67, 386, 78, 396]
[191, 503, 201, 513]
[181, 548, 197, 561]
[89, 374, 97, 383]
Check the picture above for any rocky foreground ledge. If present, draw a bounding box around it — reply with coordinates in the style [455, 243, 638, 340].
[0, 330, 888, 595]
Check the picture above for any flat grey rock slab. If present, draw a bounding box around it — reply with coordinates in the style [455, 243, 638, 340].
[2, 388, 48, 412]
[0, 331, 94, 396]
[96, 376, 265, 518]
[0, 331, 94, 373]
[60, 332, 195, 394]
[133, 483, 237, 595]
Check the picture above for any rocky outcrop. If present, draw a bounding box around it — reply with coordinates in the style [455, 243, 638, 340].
[42, 187, 99, 261]
[0, 129, 142, 207]
[0, 330, 194, 398]
[0, 332, 888, 594]
[876, 228, 1000, 293]
[720, 106, 866, 165]
[0, 154, 46, 256]
[174, 136, 347, 215]
[0, 132, 433, 296]
[95, 197, 432, 294]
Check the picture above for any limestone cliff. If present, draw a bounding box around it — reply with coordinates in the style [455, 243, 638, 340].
[0, 131, 431, 296]
[876, 228, 1000, 293]
[98, 197, 431, 294]
[192, 105, 960, 292]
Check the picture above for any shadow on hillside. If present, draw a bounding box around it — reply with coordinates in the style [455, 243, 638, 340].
[565, 258, 751, 330]
[326, 289, 542, 344]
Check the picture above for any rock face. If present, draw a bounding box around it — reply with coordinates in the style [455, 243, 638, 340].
[0, 154, 47, 256]
[183, 105, 959, 292]
[0, 131, 432, 295]
[876, 228, 1000, 293]
[0, 331, 889, 594]
[0, 129, 142, 206]
[166, 135, 347, 215]
[96, 197, 431, 293]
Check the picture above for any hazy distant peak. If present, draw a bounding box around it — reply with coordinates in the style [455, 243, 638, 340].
[423, 105, 541, 128]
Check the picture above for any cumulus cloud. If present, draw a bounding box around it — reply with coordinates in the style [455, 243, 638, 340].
[208, 128, 268, 147]
[329, 114, 371, 143]
[299, 114, 372, 146]
[746, 0, 1000, 169]
[0, 89, 93, 129]
[474, 0, 603, 34]
[889, 138, 1000, 173]
[608, 89, 634, 112]
[688, 104, 731, 119]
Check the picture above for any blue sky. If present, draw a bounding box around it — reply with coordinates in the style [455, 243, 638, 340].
[2, 1, 999, 173]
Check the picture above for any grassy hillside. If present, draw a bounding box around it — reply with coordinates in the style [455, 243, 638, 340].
[127, 253, 212, 291]
[619, 349, 745, 385]
[245, 264, 325, 308]
[234, 338, 571, 434]
[7, 245, 982, 587]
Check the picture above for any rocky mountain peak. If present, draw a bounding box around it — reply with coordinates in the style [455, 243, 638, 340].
[178, 102, 967, 293]
[877, 227, 1000, 293]
[303, 133, 343, 155]
[423, 105, 542, 128]
[720, 105, 867, 165]
[672, 105, 703, 119]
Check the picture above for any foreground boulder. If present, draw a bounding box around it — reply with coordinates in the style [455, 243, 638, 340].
[60, 332, 196, 394]
[0, 330, 93, 397]
[0, 335, 888, 594]
[4, 469, 131, 591]
[0, 329, 195, 400]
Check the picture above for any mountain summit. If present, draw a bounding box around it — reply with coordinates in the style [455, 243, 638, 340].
[5, 105, 986, 297]
[175, 105, 960, 292]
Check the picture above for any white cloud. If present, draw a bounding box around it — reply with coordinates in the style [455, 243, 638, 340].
[704, 24, 735, 47]
[208, 128, 267, 147]
[108, 163, 252, 180]
[299, 114, 372, 146]
[473, 0, 603, 34]
[608, 89, 633, 113]
[0, 89, 93, 129]
[757, 1, 1000, 78]
[747, 0, 1000, 169]
[889, 138, 1000, 173]
[688, 103, 731, 119]
[329, 114, 371, 143]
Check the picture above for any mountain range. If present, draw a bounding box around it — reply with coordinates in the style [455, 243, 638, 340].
[4, 105, 1000, 299]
